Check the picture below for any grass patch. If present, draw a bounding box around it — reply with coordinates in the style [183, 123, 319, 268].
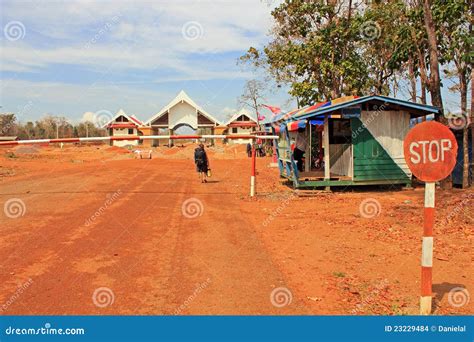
[333, 271, 346, 278]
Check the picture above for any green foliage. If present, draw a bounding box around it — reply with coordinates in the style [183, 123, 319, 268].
[0, 113, 107, 139]
[0, 113, 17, 136]
[240, 0, 470, 107]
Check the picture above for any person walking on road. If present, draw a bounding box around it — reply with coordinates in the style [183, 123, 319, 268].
[194, 143, 209, 183]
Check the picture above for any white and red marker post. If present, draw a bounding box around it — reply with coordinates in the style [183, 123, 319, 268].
[250, 144, 256, 197]
[403, 121, 458, 315]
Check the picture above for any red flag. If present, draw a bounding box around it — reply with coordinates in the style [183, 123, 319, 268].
[262, 104, 281, 115]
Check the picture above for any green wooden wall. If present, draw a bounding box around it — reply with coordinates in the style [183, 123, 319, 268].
[351, 118, 410, 182]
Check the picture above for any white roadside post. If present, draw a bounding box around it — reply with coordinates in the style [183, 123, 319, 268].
[250, 144, 256, 197]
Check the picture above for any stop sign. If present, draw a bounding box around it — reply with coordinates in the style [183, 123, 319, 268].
[404, 121, 458, 182]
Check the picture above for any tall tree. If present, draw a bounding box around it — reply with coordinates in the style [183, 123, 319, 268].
[238, 79, 267, 129]
[437, 0, 471, 187]
[241, 0, 370, 105]
[420, 0, 453, 188]
[470, 0, 474, 186]
[0, 113, 17, 136]
[359, 1, 407, 95]
[421, 0, 444, 115]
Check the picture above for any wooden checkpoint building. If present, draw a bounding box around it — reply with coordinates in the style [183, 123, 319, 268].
[267, 95, 441, 189]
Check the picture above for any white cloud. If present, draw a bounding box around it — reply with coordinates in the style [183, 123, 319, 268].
[1, 0, 276, 76]
[81, 111, 96, 122]
[0, 0, 289, 122]
[220, 106, 237, 121]
[1, 79, 176, 122]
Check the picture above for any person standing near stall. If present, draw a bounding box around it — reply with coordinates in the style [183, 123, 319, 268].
[294, 127, 307, 172]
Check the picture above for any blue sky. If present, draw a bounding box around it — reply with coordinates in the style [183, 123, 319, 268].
[0, 0, 291, 124]
[0, 0, 466, 125]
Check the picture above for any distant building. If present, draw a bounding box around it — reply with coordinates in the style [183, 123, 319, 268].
[144, 90, 221, 147]
[103, 109, 143, 147]
[223, 108, 258, 144]
[103, 91, 264, 147]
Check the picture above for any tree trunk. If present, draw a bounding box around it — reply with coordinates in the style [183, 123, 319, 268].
[253, 98, 261, 131]
[422, 0, 450, 188]
[408, 57, 417, 102]
[470, 5, 474, 187]
[422, 0, 444, 113]
[413, 45, 427, 105]
[471, 68, 474, 187]
[460, 72, 469, 188]
[420, 81, 427, 105]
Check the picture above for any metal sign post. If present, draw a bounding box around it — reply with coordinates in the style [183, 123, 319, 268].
[403, 121, 458, 315]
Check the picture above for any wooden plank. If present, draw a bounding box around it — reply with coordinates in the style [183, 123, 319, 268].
[353, 158, 401, 165]
[324, 114, 330, 180]
[297, 179, 410, 188]
[305, 124, 311, 172]
[355, 165, 408, 172]
[354, 175, 410, 181]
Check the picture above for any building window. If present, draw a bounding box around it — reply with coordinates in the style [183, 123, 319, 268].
[128, 128, 134, 135]
[232, 127, 238, 133]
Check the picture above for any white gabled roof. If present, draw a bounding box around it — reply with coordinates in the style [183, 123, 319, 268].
[145, 90, 221, 126]
[224, 108, 258, 126]
[102, 109, 143, 128]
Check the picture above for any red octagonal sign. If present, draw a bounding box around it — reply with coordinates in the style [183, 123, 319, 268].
[404, 121, 458, 182]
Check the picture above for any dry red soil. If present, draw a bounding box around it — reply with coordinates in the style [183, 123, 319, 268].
[0, 144, 472, 315]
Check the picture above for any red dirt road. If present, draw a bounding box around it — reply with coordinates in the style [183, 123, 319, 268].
[0, 145, 472, 315]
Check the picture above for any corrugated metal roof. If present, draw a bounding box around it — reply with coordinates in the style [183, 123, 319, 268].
[293, 95, 440, 121]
